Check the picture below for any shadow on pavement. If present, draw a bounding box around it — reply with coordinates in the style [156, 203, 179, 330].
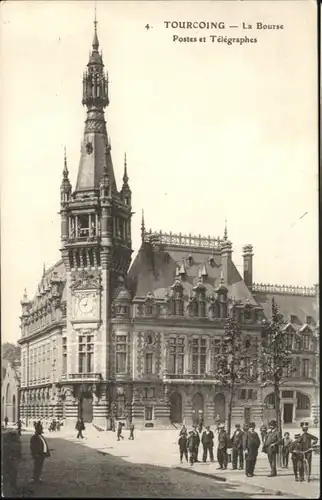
[7, 433, 255, 498]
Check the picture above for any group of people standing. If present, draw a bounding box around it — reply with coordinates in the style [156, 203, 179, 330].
[177, 419, 318, 481]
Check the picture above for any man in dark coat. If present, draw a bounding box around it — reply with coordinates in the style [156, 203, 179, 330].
[231, 423, 244, 470]
[5, 416, 9, 427]
[264, 419, 280, 477]
[244, 422, 260, 477]
[260, 424, 268, 445]
[201, 425, 214, 462]
[217, 424, 228, 469]
[117, 421, 124, 441]
[300, 421, 318, 480]
[30, 421, 50, 484]
[179, 424, 188, 437]
[187, 430, 198, 466]
[129, 423, 135, 440]
[289, 433, 304, 482]
[178, 433, 188, 463]
[192, 426, 200, 462]
[75, 417, 85, 439]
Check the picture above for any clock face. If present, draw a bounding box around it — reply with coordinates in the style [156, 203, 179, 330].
[73, 292, 97, 320]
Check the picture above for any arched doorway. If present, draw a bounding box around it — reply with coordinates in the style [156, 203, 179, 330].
[79, 391, 93, 423]
[192, 393, 204, 426]
[170, 392, 182, 424]
[214, 393, 226, 423]
[12, 395, 16, 423]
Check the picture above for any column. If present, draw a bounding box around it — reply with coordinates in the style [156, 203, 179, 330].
[64, 386, 78, 428]
[92, 384, 110, 430]
[292, 400, 296, 422]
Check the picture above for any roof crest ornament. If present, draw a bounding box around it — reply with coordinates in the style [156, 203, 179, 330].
[224, 218, 228, 241]
[141, 209, 146, 242]
[92, 3, 99, 51]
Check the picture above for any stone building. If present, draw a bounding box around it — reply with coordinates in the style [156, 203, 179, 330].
[18, 22, 319, 430]
[1, 360, 21, 425]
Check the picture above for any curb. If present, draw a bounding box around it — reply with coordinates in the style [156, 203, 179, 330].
[175, 468, 307, 499]
[174, 467, 227, 482]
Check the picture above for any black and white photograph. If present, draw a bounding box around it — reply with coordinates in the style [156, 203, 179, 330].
[0, 0, 319, 498]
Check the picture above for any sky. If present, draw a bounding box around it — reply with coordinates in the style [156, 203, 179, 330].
[0, 0, 319, 343]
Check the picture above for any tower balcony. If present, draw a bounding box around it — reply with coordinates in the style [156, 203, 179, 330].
[163, 372, 218, 384]
[59, 373, 102, 383]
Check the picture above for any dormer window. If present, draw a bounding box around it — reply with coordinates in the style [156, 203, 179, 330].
[290, 315, 298, 324]
[147, 334, 152, 345]
[164, 253, 170, 265]
[146, 305, 153, 316]
[306, 315, 315, 326]
[208, 255, 215, 267]
[244, 308, 252, 321]
[187, 255, 193, 266]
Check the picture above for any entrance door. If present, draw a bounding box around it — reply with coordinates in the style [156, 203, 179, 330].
[284, 403, 293, 424]
[170, 393, 182, 424]
[214, 393, 226, 423]
[192, 393, 204, 426]
[80, 392, 93, 423]
[244, 407, 251, 424]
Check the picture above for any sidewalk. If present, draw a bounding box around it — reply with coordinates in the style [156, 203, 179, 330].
[57, 427, 320, 499]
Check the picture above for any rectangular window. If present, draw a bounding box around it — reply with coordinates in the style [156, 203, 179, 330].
[295, 336, 301, 351]
[78, 334, 94, 373]
[244, 357, 251, 377]
[145, 353, 153, 374]
[144, 388, 155, 399]
[282, 390, 294, 398]
[145, 406, 153, 421]
[286, 334, 293, 350]
[247, 389, 253, 400]
[302, 359, 310, 377]
[116, 335, 127, 374]
[168, 337, 184, 374]
[302, 335, 309, 350]
[62, 338, 67, 375]
[240, 389, 246, 400]
[192, 337, 207, 375]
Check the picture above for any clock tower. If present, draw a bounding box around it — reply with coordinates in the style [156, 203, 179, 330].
[59, 19, 132, 428]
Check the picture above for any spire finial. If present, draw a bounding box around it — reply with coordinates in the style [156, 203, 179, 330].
[224, 218, 228, 241]
[220, 267, 224, 284]
[63, 146, 69, 178]
[43, 263, 46, 277]
[141, 209, 146, 242]
[22, 288, 28, 302]
[123, 153, 129, 184]
[92, 2, 99, 51]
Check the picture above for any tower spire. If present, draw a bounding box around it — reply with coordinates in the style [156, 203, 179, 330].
[224, 218, 228, 241]
[92, 3, 99, 51]
[123, 153, 129, 184]
[141, 209, 146, 242]
[63, 146, 69, 178]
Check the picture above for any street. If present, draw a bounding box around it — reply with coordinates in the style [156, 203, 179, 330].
[10, 428, 320, 498]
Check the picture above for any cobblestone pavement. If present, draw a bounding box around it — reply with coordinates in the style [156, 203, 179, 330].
[13, 433, 254, 498]
[61, 427, 320, 499]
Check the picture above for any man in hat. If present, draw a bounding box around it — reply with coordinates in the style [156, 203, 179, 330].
[30, 421, 50, 484]
[217, 423, 228, 469]
[264, 420, 280, 477]
[260, 424, 268, 445]
[289, 433, 304, 482]
[299, 421, 318, 480]
[244, 422, 260, 477]
[187, 430, 198, 466]
[192, 425, 200, 462]
[201, 425, 214, 462]
[231, 423, 244, 470]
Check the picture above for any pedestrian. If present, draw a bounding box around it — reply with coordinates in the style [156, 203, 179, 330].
[187, 430, 197, 466]
[281, 432, 291, 468]
[75, 417, 85, 439]
[260, 424, 268, 445]
[192, 426, 200, 462]
[201, 425, 214, 462]
[299, 421, 318, 480]
[5, 416, 9, 427]
[3, 430, 22, 496]
[244, 422, 260, 478]
[117, 421, 124, 441]
[56, 421, 61, 432]
[198, 415, 204, 434]
[217, 423, 228, 470]
[178, 433, 188, 463]
[16, 419, 22, 437]
[179, 424, 188, 437]
[30, 421, 50, 484]
[263, 419, 280, 477]
[289, 433, 304, 482]
[129, 423, 135, 440]
[231, 423, 244, 470]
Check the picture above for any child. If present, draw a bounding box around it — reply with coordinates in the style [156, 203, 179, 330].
[281, 432, 292, 468]
[178, 433, 188, 463]
[289, 433, 304, 482]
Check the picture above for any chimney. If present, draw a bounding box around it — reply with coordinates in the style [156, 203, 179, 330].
[242, 244, 254, 289]
[220, 240, 233, 285]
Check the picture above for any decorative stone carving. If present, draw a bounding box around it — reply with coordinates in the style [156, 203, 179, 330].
[70, 270, 101, 291]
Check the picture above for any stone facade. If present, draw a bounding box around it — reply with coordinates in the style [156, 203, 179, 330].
[1, 361, 20, 424]
[18, 22, 319, 431]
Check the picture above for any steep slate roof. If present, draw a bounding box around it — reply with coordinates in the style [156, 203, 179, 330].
[254, 292, 317, 328]
[29, 259, 66, 306]
[128, 242, 258, 306]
